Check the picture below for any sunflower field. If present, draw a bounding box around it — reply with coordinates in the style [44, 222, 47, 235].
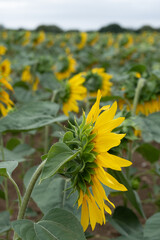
[0, 29, 160, 240]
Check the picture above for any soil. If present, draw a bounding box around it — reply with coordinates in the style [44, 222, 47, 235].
[0, 133, 159, 240]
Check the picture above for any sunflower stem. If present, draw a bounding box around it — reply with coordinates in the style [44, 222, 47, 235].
[16, 160, 46, 221]
[132, 78, 146, 116]
[0, 133, 9, 211]
[8, 176, 22, 207]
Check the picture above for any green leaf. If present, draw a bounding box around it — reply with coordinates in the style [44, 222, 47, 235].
[6, 138, 21, 150]
[0, 161, 18, 177]
[0, 101, 64, 132]
[13, 144, 35, 157]
[0, 211, 11, 233]
[110, 170, 145, 218]
[143, 212, 160, 240]
[41, 142, 80, 180]
[136, 143, 160, 163]
[129, 64, 146, 74]
[0, 148, 25, 162]
[107, 206, 142, 237]
[135, 113, 160, 143]
[24, 167, 81, 218]
[12, 208, 86, 240]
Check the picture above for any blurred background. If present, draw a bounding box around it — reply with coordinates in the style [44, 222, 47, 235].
[0, 0, 160, 32]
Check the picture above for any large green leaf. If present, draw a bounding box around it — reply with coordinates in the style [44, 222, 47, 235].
[0, 101, 67, 133]
[41, 142, 80, 180]
[143, 213, 160, 240]
[0, 148, 25, 162]
[24, 167, 81, 218]
[0, 161, 18, 177]
[12, 208, 86, 240]
[135, 113, 160, 143]
[107, 206, 142, 237]
[0, 211, 11, 233]
[136, 143, 160, 163]
[110, 170, 145, 218]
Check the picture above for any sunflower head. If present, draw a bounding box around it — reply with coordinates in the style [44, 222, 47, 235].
[0, 59, 11, 78]
[75, 32, 87, 50]
[54, 55, 77, 80]
[83, 68, 112, 97]
[61, 90, 131, 231]
[58, 73, 86, 116]
[0, 45, 7, 56]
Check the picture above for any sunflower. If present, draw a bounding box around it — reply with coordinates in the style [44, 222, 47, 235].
[83, 68, 113, 97]
[22, 31, 31, 46]
[62, 91, 131, 231]
[21, 66, 39, 91]
[54, 55, 77, 81]
[75, 32, 87, 50]
[33, 31, 45, 46]
[76, 91, 131, 231]
[21, 66, 32, 84]
[0, 60, 13, 117]
[62, 73, 87, 116]
[0, 59, 11, 78]
[0, 45, 7, 55]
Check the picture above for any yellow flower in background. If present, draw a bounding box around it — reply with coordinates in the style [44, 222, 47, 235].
[77, 90, 131, 231]
[62, 73, 87, 116]
[88, 33, 99, 46]
[135, 72, 141, 79]
[33, 31, 46, 46]
[22, 31, 31, 46]
[0, 45, 7, 55]
[32, 76, 40, 91]
[21, 66, 39, 91]
[21, 66, 32, 83]
[83, 68, 113, 97]
[54, 55, 77, 81]
[119, 96, 160, 117]
[124, 35, 133, 48]
[0, 59, 13, 117]
[107, 33, 114, 47]
[2, 31, 8, 39]
[75, 32, 87, 50]
[0, 59, 11, 78]
[136, 97, 160, 116]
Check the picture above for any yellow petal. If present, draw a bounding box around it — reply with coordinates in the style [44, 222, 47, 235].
[87, 90, 101, 124]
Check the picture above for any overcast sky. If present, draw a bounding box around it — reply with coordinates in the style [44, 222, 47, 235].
[0, 0, 160, 30]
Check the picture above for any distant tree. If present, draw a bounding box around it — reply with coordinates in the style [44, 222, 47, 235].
[36, 25, 63, 33]
[0, 24, 4, 30]
[99, 23, 125, 33]
[66, 29, 80, 33]
[136, 25, 156, 33]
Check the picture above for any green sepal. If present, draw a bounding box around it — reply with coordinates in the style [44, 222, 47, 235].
[63, 131, 74, 143]
[82, 170, 91, 183]
[88, 133, 96, 142]
[82, 153, 95, 162]
[84, 142, 95, 153]
[86, 162, 98, 168]
[78, 176, 87, 193]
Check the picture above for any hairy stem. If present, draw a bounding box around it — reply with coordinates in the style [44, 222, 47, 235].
[132, 78, 146, 116]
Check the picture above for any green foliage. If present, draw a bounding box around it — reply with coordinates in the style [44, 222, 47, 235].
[24, 167, 81, 218]
[109, 170, 145, 218]
[135, 112, 160, 143]
[0, 211, 11, 234]
[41, 142, 80, 180]
[0, 101, 68, 132]
[109, 207, 160, 240]
[12, 208, 86, 240]
[136, 143, 160, 163]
